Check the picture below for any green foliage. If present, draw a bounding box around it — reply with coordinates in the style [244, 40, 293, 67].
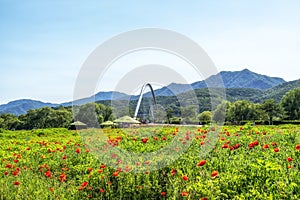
[213, 101, 230, 123]
[198, 111, 212, 124]
[281, 88, 300, 120]
[0, 113, 20, 130]
[180, 105, 198, 123]
[261, 99, 284, 124]
[227, 100, 262, 124]
[74, 103, 111, 128]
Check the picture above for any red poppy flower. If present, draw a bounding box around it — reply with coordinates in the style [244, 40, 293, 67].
[81, 182, 88, 187]
[197, 160, 206, 167]
[234, 144, 240, 149]
[296, 144, 300, 150]
[50, 187, 54, 192]
[272, 142, 278, 147]
[124, 165, 131, 172]
[14, 160, 19, 163]
[222, 144, 228, 149]
[112, 172, 119, 177]
[79, 186, 84, 191]
[5, 164, 12, 169]
[12, 170, 19, 176]
[288, 165, 292, 169]
[87, 168, 93, 172]
[4, 171, 9, 176]
[161, 191, 166, 196]
[263, 144, 269, 149]
[14, 153, 20, 158]
[142, 138, 148, 143]
[100, 189, 105, 193]
[14, 181, 20, 185]
[211, 171, 219, 178]
[59, 173, 67, 182]
[181, 191, 188, 196]
[62, 155, 67, 160]
[116, 168, 122, 172]
[26, 147, 30, 150]
[182, 175, 188, 181]
[171, 169, 177, 176]
[45, 171, 52, 178]
[287, 157, 293, 162]
[274, 148, 280, 153]
[100, 164, 106, 169]
[75, 148, 81, 154]
[145, 161, 151, 165]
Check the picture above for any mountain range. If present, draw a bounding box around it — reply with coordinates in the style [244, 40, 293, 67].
[1, 68, 298, 116]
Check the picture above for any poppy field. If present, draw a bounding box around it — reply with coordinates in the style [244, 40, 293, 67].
[1, 124, 300, 199]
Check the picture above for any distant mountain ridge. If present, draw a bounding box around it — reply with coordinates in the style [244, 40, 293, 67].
[62, 91, 129, 107]
[199, 68, 285, 89]
[0, 99, 58, 116]
[0, 69, 292, 116]
[145, 68, 285, 96]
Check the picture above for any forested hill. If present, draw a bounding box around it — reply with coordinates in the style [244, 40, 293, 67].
[258, 79, 300, 102]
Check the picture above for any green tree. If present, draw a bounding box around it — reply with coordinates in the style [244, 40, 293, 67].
[180, 105, 198, 123]
[227, 100, 259, 124]
[213, 101, 231, 123]
[0, 113, 20, 130]
[46, 108, 73, 128]
[281, 88, 300, 120]
[198, 111, 212, 124]
[75, 103, 106, 127]
[166, 108, 174, 123]
[261, 99, 283, 124]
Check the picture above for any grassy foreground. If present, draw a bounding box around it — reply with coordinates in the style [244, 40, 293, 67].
[1, 125, 300, 199]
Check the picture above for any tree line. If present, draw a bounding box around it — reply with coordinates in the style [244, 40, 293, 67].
[202, 87, 300, 125]
[0, 88, 300, 130]
[0, 103, 114, 130]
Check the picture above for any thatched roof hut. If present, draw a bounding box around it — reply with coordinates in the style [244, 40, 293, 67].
[114, 116, 141, 128]
[100, 120, 117, 128]
[69, 121, 87, 130]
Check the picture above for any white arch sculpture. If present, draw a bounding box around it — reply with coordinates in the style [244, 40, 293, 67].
[133, 83, 157, 120]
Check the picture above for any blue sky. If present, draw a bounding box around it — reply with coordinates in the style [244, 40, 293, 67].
[1, 0, 300, 104]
